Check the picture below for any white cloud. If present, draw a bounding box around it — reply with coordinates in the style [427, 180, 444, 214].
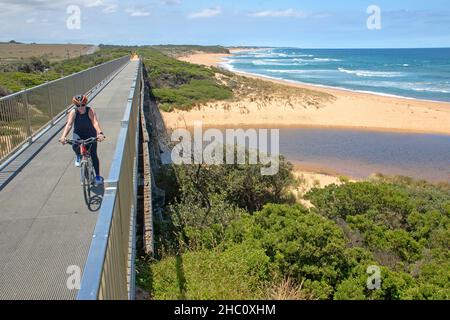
[161, 0, 181, 5]
[102, 4, 118, 14]
[84, 0, 104, 7]
[188, 6, 221, 19]
[249, 8, 308, 18]
[0, 0, 118, 16]
[126, 8, 150, 17]
[84, 0, 118, 13]
[26, 18, 37, 24]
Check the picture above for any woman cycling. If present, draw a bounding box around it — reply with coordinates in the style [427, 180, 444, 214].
[59, 94, 106, 185]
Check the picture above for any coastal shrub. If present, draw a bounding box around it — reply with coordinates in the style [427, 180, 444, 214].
[333, 265, 414, 300]
[139, 127, 450, 301]
[159, 156, 297, 253]
[305, 180, 450, 266]
[137, 243, 270, 300]
[137, 47, 233, 111]
[153, 80, 232, 111]
[0, 85, 12, 97]
[224, 204, 353, 298]
[166, 155, 297, 214]
[0, 48, 130, 93]
[306, 181, 413, 221]
[151, 45, 229, 58]
[17, 57, 50, 73]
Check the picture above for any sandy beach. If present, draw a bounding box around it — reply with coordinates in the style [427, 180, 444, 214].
[176, 51, 450, 135]
[174, 50, 450, 187]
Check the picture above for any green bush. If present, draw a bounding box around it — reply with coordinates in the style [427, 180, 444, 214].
[138, 243, 270, 300]
[161, 157, 296, 253]
[151, 45, 229, 58]
[0, 48, 130, 94]
[137, 47, 233, 111]
[225, 204, 352, 298]
[141, 174, 450, 300]
[334, 265, 414, 300]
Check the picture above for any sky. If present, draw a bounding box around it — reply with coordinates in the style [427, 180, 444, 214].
[1, 0, 450, 48]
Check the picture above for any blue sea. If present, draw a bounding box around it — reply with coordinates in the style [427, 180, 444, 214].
[221, 48, 450, 102]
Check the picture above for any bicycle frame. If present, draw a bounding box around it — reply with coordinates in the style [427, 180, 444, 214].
[80, 143, 90, 157]
[65, 137, 98, 185]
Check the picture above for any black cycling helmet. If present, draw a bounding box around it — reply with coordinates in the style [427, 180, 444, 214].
[72, 94, 88, 107]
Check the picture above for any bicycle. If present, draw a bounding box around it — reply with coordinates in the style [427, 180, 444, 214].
[65, 137, 99, 202]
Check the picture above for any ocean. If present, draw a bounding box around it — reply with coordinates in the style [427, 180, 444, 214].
[221, 48, 450, 102]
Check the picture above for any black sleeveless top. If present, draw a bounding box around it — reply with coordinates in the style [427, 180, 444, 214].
[73, 107, 97, 139]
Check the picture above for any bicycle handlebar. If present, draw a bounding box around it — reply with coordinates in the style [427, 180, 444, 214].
[65, 137, 98, 145]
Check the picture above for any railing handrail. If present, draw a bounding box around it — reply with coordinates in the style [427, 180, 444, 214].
[0, 55, 130, 101]
[0, 55, 130, 166]
[77, 59, 142, 300]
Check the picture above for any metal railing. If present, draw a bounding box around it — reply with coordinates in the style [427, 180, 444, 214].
[0, 55, 130, 164]
[77, 60, 142, 300]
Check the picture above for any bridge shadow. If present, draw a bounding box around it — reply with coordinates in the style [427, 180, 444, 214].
[85, 184, 104, 212]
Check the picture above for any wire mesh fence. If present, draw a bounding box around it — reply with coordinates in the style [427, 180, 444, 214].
[0, 55, 129, 163]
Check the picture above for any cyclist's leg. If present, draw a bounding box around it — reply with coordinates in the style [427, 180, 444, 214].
[72, 133, 81, 156]
[90, 141, 100, 176]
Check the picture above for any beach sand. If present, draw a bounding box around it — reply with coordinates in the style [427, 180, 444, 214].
[176, 51, 450, 135]
[290, 163, 347, 207]
[173, 50, 450, 189]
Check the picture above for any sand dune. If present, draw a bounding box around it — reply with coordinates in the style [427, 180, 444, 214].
[171, 51, 450, 187]
[175, 52, 450, 135]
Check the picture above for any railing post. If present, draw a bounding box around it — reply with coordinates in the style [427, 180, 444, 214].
[22, 91, 33, 142]
[47, 85, 54, 124]
[64, 77, 69, 107]
[89, 69, 93, 92]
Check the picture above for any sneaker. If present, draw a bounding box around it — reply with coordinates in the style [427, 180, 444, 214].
[95, 176, 104, 186]
[74, 155, 81, 167]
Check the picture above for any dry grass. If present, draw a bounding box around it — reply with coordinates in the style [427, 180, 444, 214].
[267, 278, 315, 300]
[0, 44, 97, 62]
[215, 72, 335, 111]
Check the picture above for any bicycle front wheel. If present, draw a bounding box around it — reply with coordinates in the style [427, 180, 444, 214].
[81, 161, 92, 203]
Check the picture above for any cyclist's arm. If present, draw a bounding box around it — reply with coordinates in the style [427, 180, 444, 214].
[88, 108, 104, 137]
[59, 110, 76, 143]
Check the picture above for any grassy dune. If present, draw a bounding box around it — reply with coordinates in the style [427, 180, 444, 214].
[137, 46, 331, 113]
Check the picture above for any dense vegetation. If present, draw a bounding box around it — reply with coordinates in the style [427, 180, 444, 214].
[133, 46, 448, 300]
[0, 48, 130, 96]
[137, 158, 450, 300]
[150, 45, 229, 58]
[137, 47, 233, 112]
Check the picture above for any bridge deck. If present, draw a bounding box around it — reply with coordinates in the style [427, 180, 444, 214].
[0, 60, 139, 299]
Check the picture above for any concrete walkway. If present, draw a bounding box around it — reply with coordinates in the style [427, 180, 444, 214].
[0, 60, 138, 299]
